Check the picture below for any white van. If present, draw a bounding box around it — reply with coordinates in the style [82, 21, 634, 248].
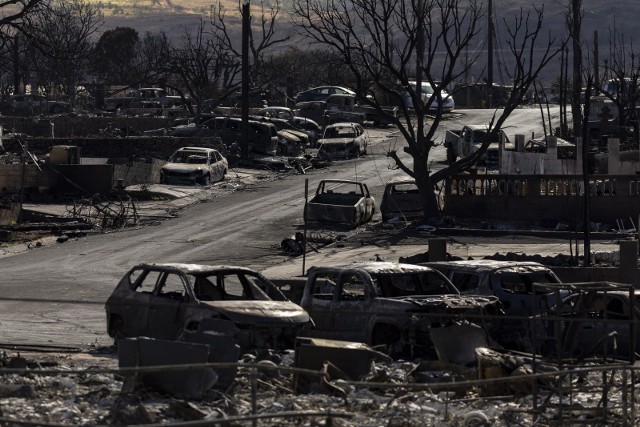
[403, 81, 455, 112]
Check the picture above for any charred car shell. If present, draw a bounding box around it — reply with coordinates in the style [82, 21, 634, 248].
[380, 179, 423, 222]
[160, 147, 228, 186]
[317, 122, 368, 159]
[105, 263, 312, 351]
[298, 262, 502, 357]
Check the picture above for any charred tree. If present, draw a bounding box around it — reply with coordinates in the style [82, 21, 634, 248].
[293, 0, 560, 219]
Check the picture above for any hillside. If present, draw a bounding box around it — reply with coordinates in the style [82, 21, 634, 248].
[94, 0, 634, 41]
[94, 0, 635, 83]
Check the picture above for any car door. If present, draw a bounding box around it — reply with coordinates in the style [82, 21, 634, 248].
[328, 272, 373, 342]
[112, 267, 159, 338]
[570, 294, 634, 359]
[212, 150, 224, 181]
[149, 271, 191, 339]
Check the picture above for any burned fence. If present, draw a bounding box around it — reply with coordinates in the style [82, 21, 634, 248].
[445, 174, 640, 224]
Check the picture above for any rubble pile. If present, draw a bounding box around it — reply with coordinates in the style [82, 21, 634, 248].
[0, 350, 636, 426]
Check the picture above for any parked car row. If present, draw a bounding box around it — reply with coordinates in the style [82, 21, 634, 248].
[105, 252, 637, 362]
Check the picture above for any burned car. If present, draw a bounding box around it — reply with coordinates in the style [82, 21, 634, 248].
[317, 122, 368, 159]
[160, 147, 228, 186]
[425, 260, 564, 351]
[380, 179, 423, 222]
[0, 94, 70, 115]
[535, 282, 639, 361]
[291, 262, 501, 357]
[305, 179, 375, 228]
[105, 263, 312, 350]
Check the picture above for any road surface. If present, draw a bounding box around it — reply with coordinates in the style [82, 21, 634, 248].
[0, 107, 558, 347]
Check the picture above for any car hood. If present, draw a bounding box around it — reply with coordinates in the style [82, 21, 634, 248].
[278, 130, 303, 143]
[162, 163, 205, 173]
[202, 300, 311, 325]
[319, 137, 357, 146]
[384, 294, 500, 312]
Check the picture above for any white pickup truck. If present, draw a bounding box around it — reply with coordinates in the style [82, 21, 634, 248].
[444, 125, 507, 167]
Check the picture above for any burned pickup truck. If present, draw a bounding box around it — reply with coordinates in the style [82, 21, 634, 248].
[305, 179, 375, 228]
[285, 262, 502, 358]
[105, 263, 312, 351]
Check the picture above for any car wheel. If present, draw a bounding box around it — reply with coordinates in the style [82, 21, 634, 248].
[108, 315, 125, 344]
[372, 324, 406, 357]
[202, 174, 211, 186]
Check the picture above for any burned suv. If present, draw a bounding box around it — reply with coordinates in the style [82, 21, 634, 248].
[105, 263, 311, 350]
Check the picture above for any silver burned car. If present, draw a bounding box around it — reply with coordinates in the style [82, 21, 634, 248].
[105, 263, 312, 351]
[160, 147, 228, 186]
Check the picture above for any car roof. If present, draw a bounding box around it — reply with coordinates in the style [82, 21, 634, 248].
[304, 86, 355, 93]
[310, 261, 439, 274]
[133, 262, 262, 275]
[326, 122, 360, 127]
[385, 178, 416, 185]
[258, 106, 291, 112]
[426, 259, 551, 273]
[175, 147, 216, 153]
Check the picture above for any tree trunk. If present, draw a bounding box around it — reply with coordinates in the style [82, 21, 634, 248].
[414, 158, 440, 220]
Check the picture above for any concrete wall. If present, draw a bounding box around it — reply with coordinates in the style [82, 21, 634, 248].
[3, 136, 227, 160]
[0, 164, 51, 193]
[0, 163, 113, 199]
[501, 137, 640, 176]
[114, 158, 164, 186]
[501, 135, 582, 175]
[444, 174, 640, 224]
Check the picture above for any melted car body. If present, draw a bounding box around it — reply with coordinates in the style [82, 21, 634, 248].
[105, 263, 311, 350]
[160, 147, 228, 186]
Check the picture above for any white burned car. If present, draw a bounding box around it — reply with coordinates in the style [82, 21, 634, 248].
[160, 147, 228, 186]
[317, 122, 368, 159]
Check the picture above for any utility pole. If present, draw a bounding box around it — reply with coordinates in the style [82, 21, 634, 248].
[571, 0, 583, 137]
[487, 0, 493, 108]
[594, 31, 599, 90]
[241, 2, 250, 161]
[13, 35, 20, 94]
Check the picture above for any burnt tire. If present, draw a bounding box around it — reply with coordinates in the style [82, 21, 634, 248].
[372, 324, 402, 356]
[108, 315, 125, 344]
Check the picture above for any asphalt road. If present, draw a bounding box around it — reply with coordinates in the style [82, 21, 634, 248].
[0, 107, 558, 348]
